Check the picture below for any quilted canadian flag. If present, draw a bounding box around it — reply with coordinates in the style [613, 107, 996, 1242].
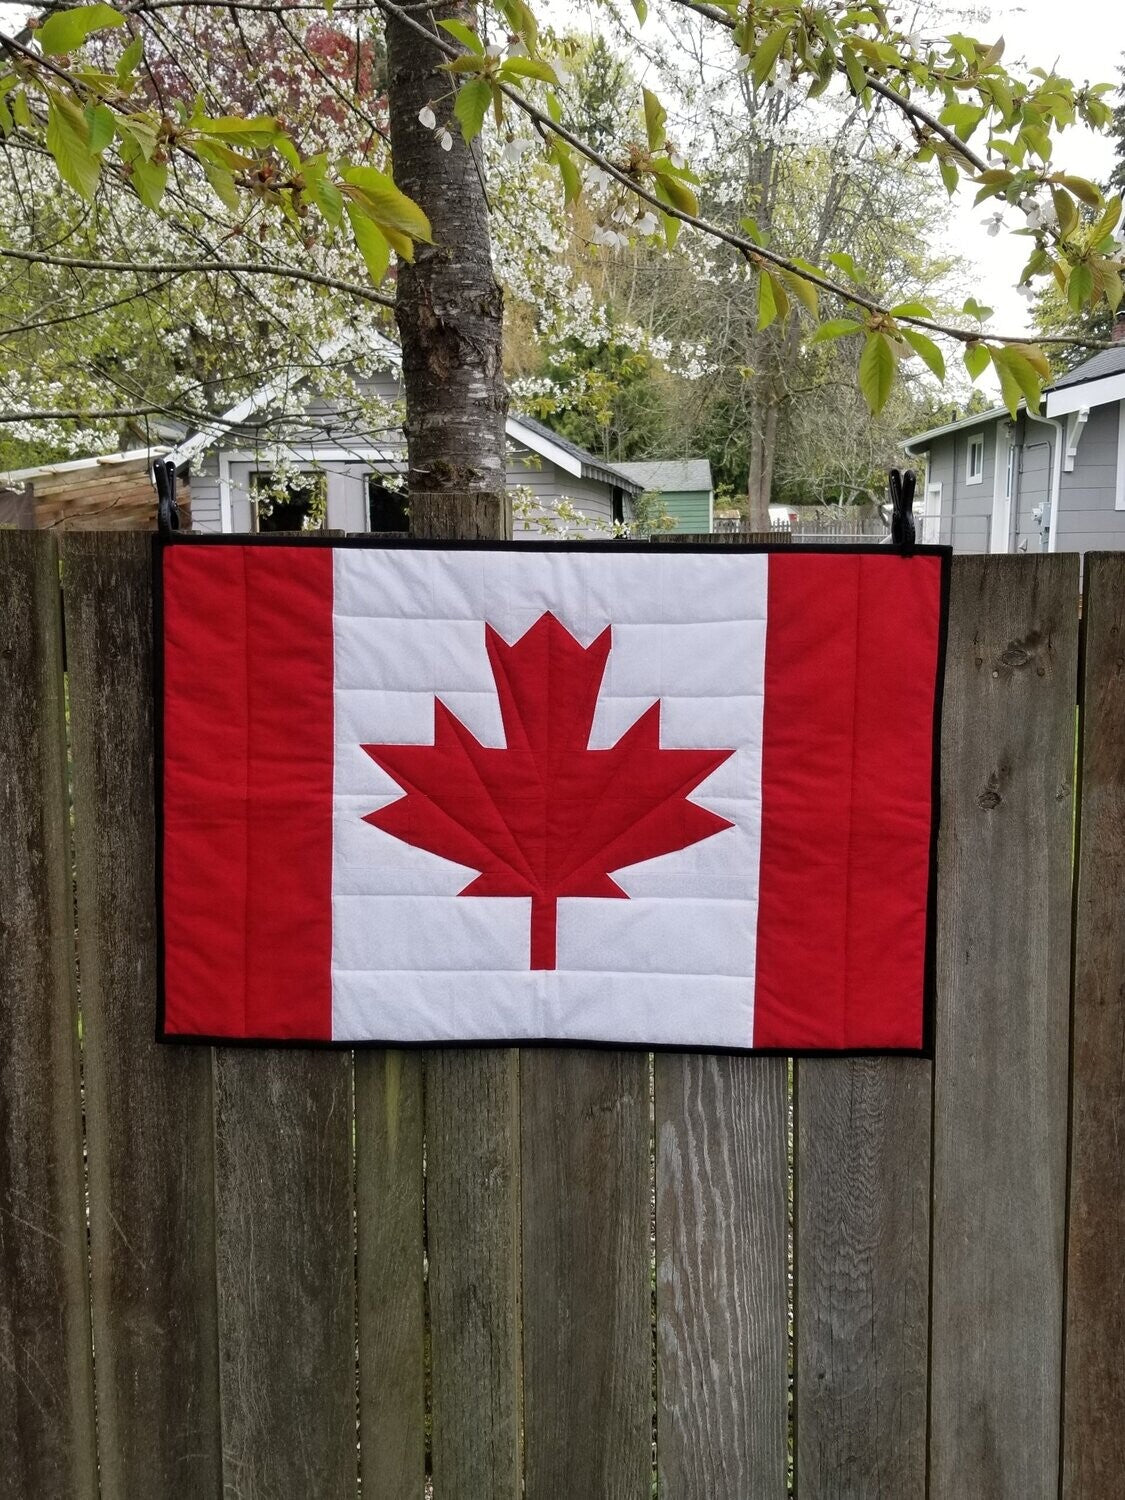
[158, 540, 947, 1052]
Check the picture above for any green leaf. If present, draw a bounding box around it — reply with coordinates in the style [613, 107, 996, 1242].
[454, 77, 491, 141]
[858, 330, 896, 414]
[939, 101, 985, 140]
[660, 209, 680, 248]
[339, 164, 433, 242]
[306, 169, 343, 226]
[1051, 186, 1079, 238]
[939, 157, 959, 196]
[963, 342, 991, 381]
[85, 102, 115, 155]
[437, 18, 485, 54]
[757, 269, 777, 329]
[889, 299, 934, 318]
[46, 91, 100, 199]
[1067, 261, 1094, 312]
[1091, 195, 1122, 243]
[0, 96, 11, 139]
[810, 316, 862, 342]
[202, 160, 239, 212]
[116, 32, 143, 83]
[962, 295, 992, 322]
[751, 24, 791, 89]
[901, 328, 946, 380]
[131, 155, 167, 210]
[841, 45, 866, 97]
[345, 200, 391, 282]
[118, 113, 159, 161]
[193, 114, 280, 141]
[642, 88, 666, 152]
[991, 344, 1041, 415]
[827, 249, 863, 284]
[37, 4, 123, 56]
[780, 268, 818, 318]
[1058, 173, 1100, 208]
[551, 143, 580, 205]
[631, 0, 648, 21]
[653, 171, 698, 217]
[499, 56, 558, 85]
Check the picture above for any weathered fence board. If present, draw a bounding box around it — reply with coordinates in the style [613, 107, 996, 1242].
[0, 532, 97, 1500]
[62, 531, 222, 1499]
[355, 1049, 425, 1498]
[795, 1057, 931, 1496]
[1062, 552, 1125, 1497]
[213, 1049, 356, 1498]
[929, 554, 1079, 1499]
[522, 1049, 652, 1500]
[4, 535, 1125, 1500]
[425, 1048, 521, 1500]
[655, 1053, 788, 1499]
[407, 494, 522, 1500]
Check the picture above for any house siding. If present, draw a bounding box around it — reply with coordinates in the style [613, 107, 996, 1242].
[189, 450, 224, 533]
[508, 459, 619, 536]
[1056, 401, 1125, 553]
[659, 489, 712, 532]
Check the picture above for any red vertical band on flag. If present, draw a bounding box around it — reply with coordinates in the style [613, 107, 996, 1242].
[753, 553, 943, 1049]
[161, 544, 335, 1039]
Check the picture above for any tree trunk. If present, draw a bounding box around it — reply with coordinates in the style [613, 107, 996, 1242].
[746, 383, 778, 530]
[385, 3, 508, 529]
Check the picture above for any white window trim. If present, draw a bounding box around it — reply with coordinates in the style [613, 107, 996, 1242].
[923, 480, 942, 545]
[989, 421, 1011, 553]
[1117, 400, 1125, 510]
[966, 433, 985, 485]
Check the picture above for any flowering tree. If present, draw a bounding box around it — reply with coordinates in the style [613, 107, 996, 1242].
[1, 1, 1119, 517]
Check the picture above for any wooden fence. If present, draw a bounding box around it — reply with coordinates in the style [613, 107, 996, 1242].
[1, 531, 1123, 1500]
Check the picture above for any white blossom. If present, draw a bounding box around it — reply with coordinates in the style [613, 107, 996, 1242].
[439, 130, 453, 152]
[418, 105, 437, 130]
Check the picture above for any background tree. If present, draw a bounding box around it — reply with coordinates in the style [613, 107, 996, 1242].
[1, 1, 1121, 516]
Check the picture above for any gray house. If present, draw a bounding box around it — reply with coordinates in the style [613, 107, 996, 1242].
[904, 338, 1125, 554]
[166, 331, 641, 536]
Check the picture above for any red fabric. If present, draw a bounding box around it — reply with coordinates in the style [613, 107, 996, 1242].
[753, 553, 942, 1049]
[363, 611, 734, 969]
[161, 545, 335, 1039]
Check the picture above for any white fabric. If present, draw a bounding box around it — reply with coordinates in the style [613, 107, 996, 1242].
[330, 549, 768, 1046]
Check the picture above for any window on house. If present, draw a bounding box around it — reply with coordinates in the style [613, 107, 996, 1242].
[611, 487, 625, 526]
[368, 477, 409, 532]
[967, 434, 985, 484]
[250, 470, 326, 532]
[1006, 440, 1017, 499]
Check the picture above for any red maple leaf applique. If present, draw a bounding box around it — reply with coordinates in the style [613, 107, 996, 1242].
[361, 611, 735, 970]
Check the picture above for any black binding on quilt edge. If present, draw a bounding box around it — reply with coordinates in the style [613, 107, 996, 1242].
[152, 530, 952, 1059]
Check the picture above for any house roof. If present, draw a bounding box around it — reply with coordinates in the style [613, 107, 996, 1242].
[505, 413, 642, 493]
[163, 332, 641, 493]
[902, 406, 1007, 452]
[1049, 343, 1125, 390]
[613, 458, 713, 493]
[0, 445, 169, 487]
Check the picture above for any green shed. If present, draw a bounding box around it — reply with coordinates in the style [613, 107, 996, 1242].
[613, 459, 714, 533]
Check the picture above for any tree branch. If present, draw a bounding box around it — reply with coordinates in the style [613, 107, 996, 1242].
[372, 0, 1108, 350]
[0, 246, 395, 305]
[661, 0, 991, 174]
